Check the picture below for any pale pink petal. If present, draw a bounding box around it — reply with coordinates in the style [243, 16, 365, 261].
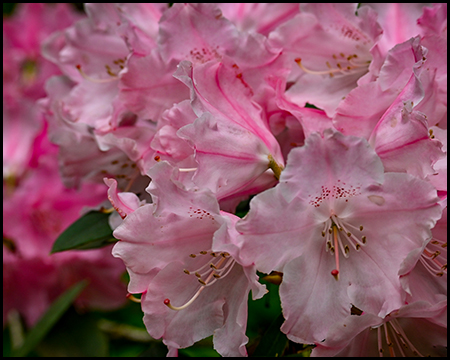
[369, 74, 444, 179]
[119, 49, 189, 122]
[237, 130, 442, 343]
[268, 4, 382, 116]
[216, 3, 299, 36]
[312, 300, 447, 357]
[175, 60, 284, 199]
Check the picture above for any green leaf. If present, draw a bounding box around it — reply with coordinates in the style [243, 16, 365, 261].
[35, 308, 109, 357]
[11, 280, 88, 357]
[51, 210, 117, 253]
[251, 313, 288, 357]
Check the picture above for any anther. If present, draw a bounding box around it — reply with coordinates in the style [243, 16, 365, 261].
[200, 251, 208, 255]
[359, 226, 363, 231]
[361, 236, 366, 244]
[295, 56, 369, 78]
[183, 269, 190, 275]
[431, 251, 440, 260]
[189, 254, 196, 258]
[198, 279, 206, 286]
[76, 64, 118, 83]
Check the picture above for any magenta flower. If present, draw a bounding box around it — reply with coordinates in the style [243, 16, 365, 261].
[236, 129, 442, 343]
[112, 162, 265, 356]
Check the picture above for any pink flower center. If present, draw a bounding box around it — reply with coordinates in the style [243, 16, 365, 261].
[420, 239, 447, 277]
[164, 250, 236, 311]
[75, 61, 122, 83]
[322, 214, 367, 280]
[376, 318, 424, 356]
[295, 52, 370, 78]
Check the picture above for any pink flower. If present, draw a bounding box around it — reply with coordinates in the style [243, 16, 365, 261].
[118, 49, 189, 126]
[311, 300, 447, 357]
[268, 3, 382, 116]
[3, 3, 82, 103]
[236, 129, 442, 343]
[3, 3, 81, 182]
[399, 206, 447, 305]
[3, 123, 127, 327]
[364, 3, 430, 57]
[112, 162, 265, 356]
[334, 37, 445, 179]
[175, 60, 285, 205]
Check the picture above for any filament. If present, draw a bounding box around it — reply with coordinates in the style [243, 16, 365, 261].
[295, 56, 370, 78]
[178, 167, 198, 172]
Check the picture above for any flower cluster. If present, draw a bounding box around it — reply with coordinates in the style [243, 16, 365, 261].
[3, 3, 127, 328]
[5, 3, 447, 357]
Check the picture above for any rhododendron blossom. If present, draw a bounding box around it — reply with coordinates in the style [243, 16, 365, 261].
[311, 299, 447, 357]
[236, 129, 442, 343]
[112, 162, 265, 356]
[3, 2, 447, 357]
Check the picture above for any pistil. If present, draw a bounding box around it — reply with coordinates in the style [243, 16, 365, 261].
[323, 215, 367, 281]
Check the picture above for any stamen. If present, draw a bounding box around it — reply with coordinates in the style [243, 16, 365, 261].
[377, 326, 383, 356]
[295, 56, 370, 78]
[75, 64, 119, 83]
[322, 215, 368, 280]
[420, 240, 447, 277]
[383, 323, 395, 357]
[332, 215, 367, 250]
[164, 250, 236, 311]
[389, 319, 424, 357]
